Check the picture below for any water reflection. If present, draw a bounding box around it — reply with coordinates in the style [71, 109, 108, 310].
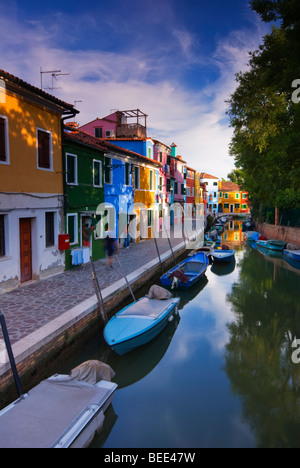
[224, 245, 300, 448]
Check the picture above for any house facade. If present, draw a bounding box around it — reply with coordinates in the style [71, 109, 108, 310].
[218, 181, 250, 215]
[200, 173, 219, 215]
[63, 128, 106, 269]
[0, 70, 77, 291]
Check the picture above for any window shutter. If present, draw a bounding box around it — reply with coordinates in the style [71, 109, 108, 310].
[38, 130, 50, 168]
[0, 215, 5, 256]
[0, 118, 6, 161]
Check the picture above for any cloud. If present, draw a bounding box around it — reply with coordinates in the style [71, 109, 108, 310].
[0, 6, 268, 178]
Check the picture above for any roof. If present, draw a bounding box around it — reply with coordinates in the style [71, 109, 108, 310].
[220, 181, 241, 192]
[64, 127, 161, 167]
[0, 69, 78, 116]
[200, 173, 219, 179]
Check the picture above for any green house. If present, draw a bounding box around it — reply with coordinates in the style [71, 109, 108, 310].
[63, 128, 105, 269]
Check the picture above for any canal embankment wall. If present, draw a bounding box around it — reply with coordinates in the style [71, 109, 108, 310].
[255, 222, 300, 247]
[0, 241, 187, 407]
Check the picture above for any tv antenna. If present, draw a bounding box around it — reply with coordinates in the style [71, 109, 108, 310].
[40, 67, 70, 91]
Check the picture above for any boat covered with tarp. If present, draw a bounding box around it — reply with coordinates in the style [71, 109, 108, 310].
[0, 360, 117, 448]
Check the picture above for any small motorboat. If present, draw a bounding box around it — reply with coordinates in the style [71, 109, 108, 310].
[104, 286, 180, 356]
[211, 249, 236, 263]
[160, 252, 209, 288]
[256, 240, 286, 251]
[0, 360, 117, 448]
[283, 249, 300, 262]
[188, 241, 215, 257]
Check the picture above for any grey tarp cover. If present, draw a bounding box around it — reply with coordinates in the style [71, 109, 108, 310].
[69, 360, 115, 384]
[0, 372, 114, 448]
[146, 285, 173, 300]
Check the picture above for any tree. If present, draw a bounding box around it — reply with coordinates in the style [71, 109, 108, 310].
[227, 0, 300, 212]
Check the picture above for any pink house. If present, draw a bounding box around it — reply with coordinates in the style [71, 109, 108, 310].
[79, 109, 147, 139]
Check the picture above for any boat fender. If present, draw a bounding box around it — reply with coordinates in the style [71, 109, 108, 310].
[168, 315, 174, 322]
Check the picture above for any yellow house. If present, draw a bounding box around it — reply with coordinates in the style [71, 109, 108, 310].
[218, 181, 250, 215]
[132, 158, 161, 240]
[0, 70, 77, 289]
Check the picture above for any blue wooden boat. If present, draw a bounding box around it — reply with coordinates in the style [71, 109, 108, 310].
[104, 295, 180, 355]
[160, 252, 209, 289]
[211, 249, 236, 263]
[256, 240, 286, 251]
[283, 249, 300, 262]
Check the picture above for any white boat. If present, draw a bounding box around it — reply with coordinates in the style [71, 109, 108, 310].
[0, 360, 117, 448]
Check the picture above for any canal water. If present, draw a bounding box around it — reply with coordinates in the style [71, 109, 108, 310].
[58, 220, 300, 448]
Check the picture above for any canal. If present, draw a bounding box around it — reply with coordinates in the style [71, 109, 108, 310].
[57, 220, 300, 448]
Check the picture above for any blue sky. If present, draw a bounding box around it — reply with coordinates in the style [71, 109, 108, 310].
[0, 0, 270, 178]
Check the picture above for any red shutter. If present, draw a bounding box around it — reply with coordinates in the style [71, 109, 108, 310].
[0, 117, 6, 161]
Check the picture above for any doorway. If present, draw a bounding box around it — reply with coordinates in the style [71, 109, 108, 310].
[20, 218, 32, 283]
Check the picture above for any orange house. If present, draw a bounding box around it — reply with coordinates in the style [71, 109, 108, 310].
[0, 70, 77, 290]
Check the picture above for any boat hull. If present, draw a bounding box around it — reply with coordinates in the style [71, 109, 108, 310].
[257, 240, 286, 251]
[283, 249, 300, 261]
[104, 297, 180, 355]
[211, 249, 236, 263]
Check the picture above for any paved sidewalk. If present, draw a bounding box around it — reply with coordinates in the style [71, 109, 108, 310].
[0, 236, 184, 347]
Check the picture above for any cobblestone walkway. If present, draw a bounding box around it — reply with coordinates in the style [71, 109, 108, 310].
[0, 237, 183, 345]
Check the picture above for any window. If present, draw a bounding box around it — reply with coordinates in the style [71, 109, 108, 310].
[159, 151, 162, 163]
[219, 192, 222, 198]
[104, 157, 112, 184]
[181, 184, 185, 195]
[241, 204, 248, 210]
[94, 127, 103, 138]
[213, 182, 218, 186]
[235, 204, 240, 210]
[224, 193, 229, 199]
[149, 170, 153, 190]
[158, 176, 163, 191]
[224, 203, 229, 209]
[134, 166, 140, 189]
[66, 153, 77, 184]
[67, 213, 78, 244]
[125, 162, 131, 186]
[235, 193, 240, 199]
[0, 116, 9, 164]
[147, 209, 153, 227]
[45, 212, 55, 247]
[174, 182, 178, 195]
[37, 129, 52, 169]
[93, 160, 102, 187]
[242, 193, 247, 199]
[148, 147, 152, 159]
[0, 215, 5, 256]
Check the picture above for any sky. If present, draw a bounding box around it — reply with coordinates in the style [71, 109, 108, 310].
[0, 0, 271, 179]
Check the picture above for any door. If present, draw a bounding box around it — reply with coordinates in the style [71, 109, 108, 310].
[20, 218, 32, 283]
[230, 204, 234, 213]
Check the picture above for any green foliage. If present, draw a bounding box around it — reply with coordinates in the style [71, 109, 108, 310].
[227, 0, 300, 211]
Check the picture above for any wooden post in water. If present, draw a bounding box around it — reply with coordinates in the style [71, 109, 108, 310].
[116, 254, 136, 302]
[0, 309, 24, 399]
[90, 257, 108, 324]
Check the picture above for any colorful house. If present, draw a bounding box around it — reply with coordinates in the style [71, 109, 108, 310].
[63, 127, 106, 269]
[153, 139, 171, 231]
[200, 173, 219, 215]
[0, 69, 77, 290]
[218, 181, 250, 215]
[186, 166, 196, 216]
